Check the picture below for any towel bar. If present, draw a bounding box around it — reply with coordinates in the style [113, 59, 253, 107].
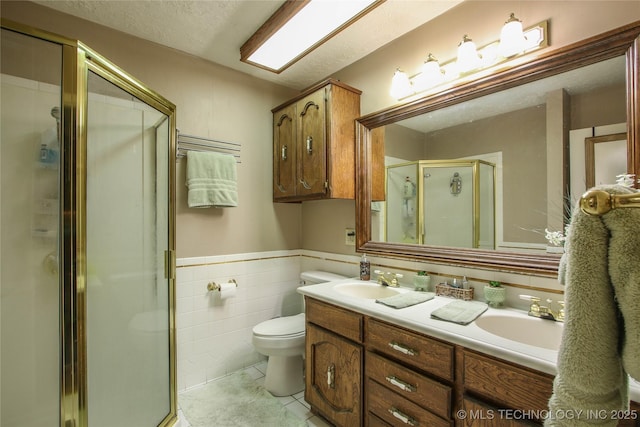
[580, 189, 640, 216]
[176, 130, 241, 162]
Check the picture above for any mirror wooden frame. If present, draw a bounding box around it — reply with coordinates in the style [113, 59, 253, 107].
[356, 21, 640, 277]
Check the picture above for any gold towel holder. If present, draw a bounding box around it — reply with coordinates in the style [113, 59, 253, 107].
[207, 279, 238, 292]
[580, 189, 640, 216]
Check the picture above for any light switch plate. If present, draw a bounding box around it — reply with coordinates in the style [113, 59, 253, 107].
[345, 228, 356, 246]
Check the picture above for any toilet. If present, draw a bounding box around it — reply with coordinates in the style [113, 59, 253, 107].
[252, 270, 347, 396]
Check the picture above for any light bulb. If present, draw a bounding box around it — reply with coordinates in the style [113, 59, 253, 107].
[390, 68, 413, 99]
[457, 35, 481, 73]
[499, 13, 526, 57]
[413, 54, 445, 91]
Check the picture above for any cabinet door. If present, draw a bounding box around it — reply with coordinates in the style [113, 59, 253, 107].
[306, 324, 362, 427]
[296, 89, 327, 197]
[273, 104, 296, 199]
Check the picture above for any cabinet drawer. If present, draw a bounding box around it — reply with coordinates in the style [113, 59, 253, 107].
[366, 318, 454, 381]
[367, 378, 452, 427]
[461, 396, 537, 426]
[366, 351, 451, 420]
[463, 350, 553, 414]
[306, 297, 363, 342]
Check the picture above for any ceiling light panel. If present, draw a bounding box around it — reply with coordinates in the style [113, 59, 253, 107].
[241, 0, 382, 73]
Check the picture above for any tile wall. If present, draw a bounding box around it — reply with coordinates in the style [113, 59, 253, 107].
[176, 249, 563, 391]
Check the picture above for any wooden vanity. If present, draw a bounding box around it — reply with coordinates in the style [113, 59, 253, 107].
[304, 297, 640, 427]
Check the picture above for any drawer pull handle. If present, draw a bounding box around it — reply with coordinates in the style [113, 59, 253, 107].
[389, 407, 418, 426]
[281, 145, 288, 161]
[327, 364, 335, 389]
[389, 342, 419, 356]
[386, 375, 416, 393]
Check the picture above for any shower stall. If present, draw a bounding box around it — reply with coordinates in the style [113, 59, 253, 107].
[386, 159, 495, 249]
[1, 21, 177, 427]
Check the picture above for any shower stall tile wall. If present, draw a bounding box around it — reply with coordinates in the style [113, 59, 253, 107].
[176, 250, 303, 391]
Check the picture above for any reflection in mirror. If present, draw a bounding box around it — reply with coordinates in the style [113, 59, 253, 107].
[372, 56, 626, 253]
[357, 22, 640, 277]
[585, 132, 627, 188]
[384, 159, 495, 249]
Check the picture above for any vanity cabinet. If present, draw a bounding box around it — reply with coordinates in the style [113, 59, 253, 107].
[365, 317, 454, 426]
[303, 297, 640, 427]
[305, 297, 363, 426]
[272, 79, 361, 202]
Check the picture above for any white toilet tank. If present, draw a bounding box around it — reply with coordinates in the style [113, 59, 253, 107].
[300, 270, 347, 285]
[298, 270, 346, 313]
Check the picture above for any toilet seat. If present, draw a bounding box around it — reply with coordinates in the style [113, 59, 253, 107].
[252, 313, 305, 338]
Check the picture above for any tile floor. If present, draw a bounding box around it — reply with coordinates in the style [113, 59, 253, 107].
[178, 361, 332, 427]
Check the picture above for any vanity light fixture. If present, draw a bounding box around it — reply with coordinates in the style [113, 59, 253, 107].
[390, 68, 412, 99]
[456, 35, 482, 73]
[240, 0, 383, 73]
[390, 14, 548, 100]
[499, 13, 527, 57]
[412, 54, 445, 93]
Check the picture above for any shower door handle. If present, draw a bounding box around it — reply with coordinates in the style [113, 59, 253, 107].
[164, 250, 175, 280]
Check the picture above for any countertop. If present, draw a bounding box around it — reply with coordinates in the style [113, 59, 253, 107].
[298, 278, 640, 403]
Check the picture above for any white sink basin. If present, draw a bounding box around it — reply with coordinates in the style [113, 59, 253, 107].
[475, 314, 564, 350]
[333, 282, 404, 300]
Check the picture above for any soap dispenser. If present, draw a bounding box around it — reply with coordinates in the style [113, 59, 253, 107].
[359, 253, 371, 281]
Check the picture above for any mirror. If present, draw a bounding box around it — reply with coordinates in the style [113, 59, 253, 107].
[356, 22, 640, 277]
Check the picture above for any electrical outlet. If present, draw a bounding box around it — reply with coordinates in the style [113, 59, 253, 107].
[345, 228, 356, 246]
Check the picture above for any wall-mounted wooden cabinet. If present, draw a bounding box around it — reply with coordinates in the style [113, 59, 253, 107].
[272, 79, 361, 202]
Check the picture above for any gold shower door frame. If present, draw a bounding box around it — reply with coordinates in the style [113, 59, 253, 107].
[1, 19, 178, 427]
[384, 159, 496, 248]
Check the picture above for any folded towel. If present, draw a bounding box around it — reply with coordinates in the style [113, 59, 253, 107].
[547, 184, 638, 426]
[376, 291, 435, 309]
[430, 300, 488, 325]
[186, 151, 238, 208]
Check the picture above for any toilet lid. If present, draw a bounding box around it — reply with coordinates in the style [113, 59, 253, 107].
[253, 313, 305, 337]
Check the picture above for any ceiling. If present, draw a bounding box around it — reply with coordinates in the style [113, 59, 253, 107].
[33, 0, 463, 90]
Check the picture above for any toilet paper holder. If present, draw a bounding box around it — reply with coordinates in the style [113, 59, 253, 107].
[207, 279, 238, 292]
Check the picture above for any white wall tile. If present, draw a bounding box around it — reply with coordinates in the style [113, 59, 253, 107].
[176, 249, 560, 390]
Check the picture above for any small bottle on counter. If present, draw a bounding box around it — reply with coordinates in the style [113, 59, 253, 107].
[359, 253, 371, 281]
[462, 276, 469, 289]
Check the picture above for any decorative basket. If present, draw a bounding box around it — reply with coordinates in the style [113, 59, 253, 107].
[435, 283, 474, 301]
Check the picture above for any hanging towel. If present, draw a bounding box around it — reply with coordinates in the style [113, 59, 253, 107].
[375, 291, 435, 309]
[547, 184, 639, 426]
[186, 151, 238, 208]
[430, 300, 488, 325]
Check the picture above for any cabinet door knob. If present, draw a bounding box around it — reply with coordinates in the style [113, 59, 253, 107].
[306, 136, 313, 154]
[327, 364, 335, 389]
[281, 145, 287, 160]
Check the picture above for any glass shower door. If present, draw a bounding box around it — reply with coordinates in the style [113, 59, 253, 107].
[85, 70, 172, 426]
[1, 28, 62, 427]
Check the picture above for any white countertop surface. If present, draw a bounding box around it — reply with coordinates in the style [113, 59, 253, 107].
[298, 278, 640, 403]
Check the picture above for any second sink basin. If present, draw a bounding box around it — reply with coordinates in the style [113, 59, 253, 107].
[475, 313, 564, 350]
[333, 282, 404, 300]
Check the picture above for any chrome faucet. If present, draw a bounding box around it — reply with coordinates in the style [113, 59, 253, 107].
[374, 270, 403, 287]
[520, 295, 564, 322]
